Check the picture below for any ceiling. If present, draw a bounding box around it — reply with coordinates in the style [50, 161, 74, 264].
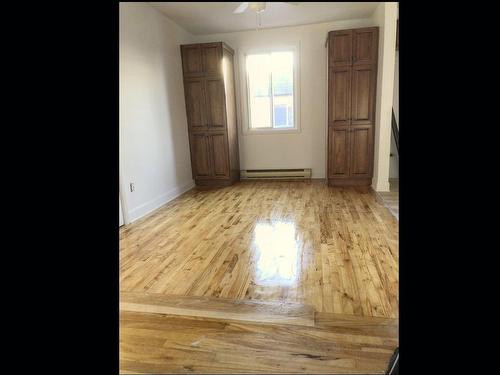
[148, 2, 379, 35]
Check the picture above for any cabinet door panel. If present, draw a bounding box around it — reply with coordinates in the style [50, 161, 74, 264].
[329, 30, 352, 67]
[191, 134, 211, 178]
[353, 28, 378, 65]
[181, 45, 203, 76]
[329, 67, 351, 127]
[205, 78, 226, 129]
[203, 44, 221, 76]
[184, 78, 207, 131]
[209, 133, 229, 177]
[350, 126, 373, 177]
[328, 126, 350, 178]
[351, 65, 376, 125]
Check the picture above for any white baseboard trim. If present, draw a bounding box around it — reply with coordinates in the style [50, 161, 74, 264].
[372, 178, 390, 192]
[128, 180, 195, 223]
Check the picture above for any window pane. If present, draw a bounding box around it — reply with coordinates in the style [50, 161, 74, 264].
[271, 51, 294, 128]
[274, 105, 287, 127]
[247, 54, 271, 128]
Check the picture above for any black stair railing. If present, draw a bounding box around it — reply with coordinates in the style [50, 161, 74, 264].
[391, 109, 399, 155]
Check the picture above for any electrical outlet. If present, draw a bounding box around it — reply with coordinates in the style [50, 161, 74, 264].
[130, 183, 135, 192]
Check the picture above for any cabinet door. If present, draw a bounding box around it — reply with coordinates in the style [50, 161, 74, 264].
[353, 28, 378, 65]
[351, 65, 376, 125]
[181, 45, 203, 76]
[184, 78, 207, 131]
[209, 133, 229, 177]
[205, 78, 226, 129]
[350, 126, 373, 177]
[328, 126, 350, 178]
[329, 30, 352, 67]
[329, 67, 351, 127]
[202, 43, 221, 76]
[190, 134, 211, 178]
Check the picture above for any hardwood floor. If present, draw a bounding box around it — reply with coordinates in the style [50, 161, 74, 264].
[120, 180, 398, 318]
[376, 179, 399, 220]
[120, 180, 398, 373]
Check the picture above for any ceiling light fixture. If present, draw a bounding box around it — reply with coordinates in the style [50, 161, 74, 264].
[233, 2, 301, 30]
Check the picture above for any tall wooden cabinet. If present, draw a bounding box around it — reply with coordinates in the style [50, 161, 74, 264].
[181, 42, 240, 187]
[327, 27, 378, 186]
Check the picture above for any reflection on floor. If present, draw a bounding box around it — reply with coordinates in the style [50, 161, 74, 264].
[254, 221, 299, 286]
[377, 179, 399, 220]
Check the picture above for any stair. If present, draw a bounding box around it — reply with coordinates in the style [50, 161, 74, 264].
[391, 108, 399, 155]
[120, 292, 398, 374]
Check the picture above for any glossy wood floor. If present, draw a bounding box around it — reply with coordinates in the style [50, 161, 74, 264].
[120, 309, 398, 374]
[120, 181, 398, 319]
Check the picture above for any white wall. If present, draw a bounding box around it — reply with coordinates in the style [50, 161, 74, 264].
[119, 3, 196, 223]
[371, 2, 398, 191]
[193, 18, 375, 178]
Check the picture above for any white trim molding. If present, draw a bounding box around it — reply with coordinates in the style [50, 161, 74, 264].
[371, 2, 397, 193]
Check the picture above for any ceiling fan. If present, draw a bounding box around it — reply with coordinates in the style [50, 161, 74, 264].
[233, 2, 301, 14]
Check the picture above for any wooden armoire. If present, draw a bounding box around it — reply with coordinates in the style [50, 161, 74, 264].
[327, 27, 379, 186]
[180, 42, 240, 187]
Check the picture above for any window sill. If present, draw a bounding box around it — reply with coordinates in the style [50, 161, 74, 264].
[243, 127, 301, 135]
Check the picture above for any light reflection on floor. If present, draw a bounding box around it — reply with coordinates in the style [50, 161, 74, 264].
[252, 221, 299, 286]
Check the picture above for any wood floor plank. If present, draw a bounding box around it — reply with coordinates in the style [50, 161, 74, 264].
[120, 310, 397, 374]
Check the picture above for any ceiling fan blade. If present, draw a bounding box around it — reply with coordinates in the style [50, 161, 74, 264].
[233, 2, 249, 14]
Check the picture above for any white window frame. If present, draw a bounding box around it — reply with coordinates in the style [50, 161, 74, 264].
[240, 43, 300, 135]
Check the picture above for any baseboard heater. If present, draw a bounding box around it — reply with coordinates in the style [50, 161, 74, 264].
[240, 168, 312, 180]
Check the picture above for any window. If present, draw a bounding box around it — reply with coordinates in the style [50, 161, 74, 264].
[245, 50, 297, 131]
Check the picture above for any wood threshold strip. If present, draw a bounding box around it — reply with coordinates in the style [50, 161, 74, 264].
[120, 291, 316, 327]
